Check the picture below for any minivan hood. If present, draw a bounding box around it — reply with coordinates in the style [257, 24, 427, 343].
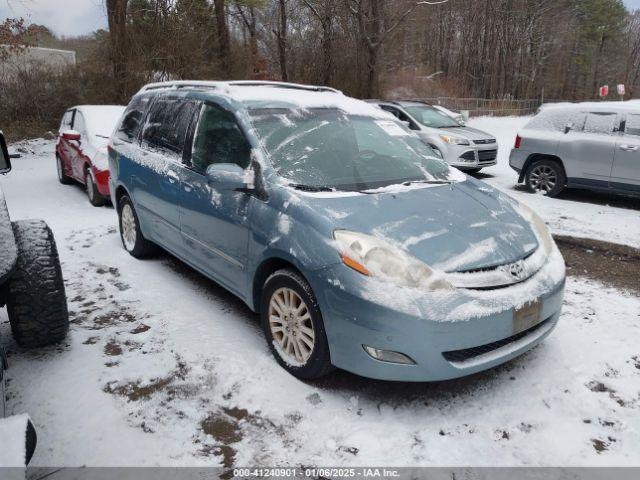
[300, 179, 538, 273]
[434, 125, 495, 142]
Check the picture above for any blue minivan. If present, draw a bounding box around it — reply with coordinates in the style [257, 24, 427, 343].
[109, 81, 566, 381]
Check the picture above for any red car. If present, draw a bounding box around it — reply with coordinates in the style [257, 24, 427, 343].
[56, 105, 125, 206]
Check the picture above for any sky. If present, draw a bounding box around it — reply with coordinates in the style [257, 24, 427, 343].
[0, 0, 108, 37]
[1, 0, 640, 38]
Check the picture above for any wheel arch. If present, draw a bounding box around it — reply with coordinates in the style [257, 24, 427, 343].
[520, 153, 566, 184]
[114, 184, 131, 209]
[251, 256, 307, 313]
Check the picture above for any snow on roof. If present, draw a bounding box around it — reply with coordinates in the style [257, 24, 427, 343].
[74, 105, 126, 138]
[137, 80, 391, 118]
[540, 100, 640, 112]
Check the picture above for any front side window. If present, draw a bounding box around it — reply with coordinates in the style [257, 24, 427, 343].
[190, 103, 251, 173]
[60, 110, 74, 132]
[624, 113, 640, 137]
[74, 112, 86, 135]
[402, 105, 461, 128]
[249, 108, 452, 191]
[117, 95, 152, 142]
[583, 112, 618, 135]
[142, 97, 198, 154]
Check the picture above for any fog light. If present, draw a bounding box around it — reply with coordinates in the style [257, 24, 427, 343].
[363, 345, 416, 365]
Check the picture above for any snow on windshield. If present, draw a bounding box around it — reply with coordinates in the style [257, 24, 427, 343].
[249, 108, 459, 191]
[80, 106, 126, 139]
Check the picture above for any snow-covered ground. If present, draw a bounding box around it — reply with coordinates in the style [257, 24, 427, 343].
[1, 121, 639, 467]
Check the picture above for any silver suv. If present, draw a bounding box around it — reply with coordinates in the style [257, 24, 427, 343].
[510, 103, 640, 197]
[369, 100, 498, 173]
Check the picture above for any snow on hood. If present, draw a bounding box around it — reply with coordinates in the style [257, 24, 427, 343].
[431, 125, 495, 141]
[298, 177, 538, 273]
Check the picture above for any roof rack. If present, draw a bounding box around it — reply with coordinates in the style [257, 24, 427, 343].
[138, 80, 341, 95]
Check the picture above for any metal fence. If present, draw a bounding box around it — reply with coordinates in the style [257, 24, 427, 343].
[415, 97, 546, 117]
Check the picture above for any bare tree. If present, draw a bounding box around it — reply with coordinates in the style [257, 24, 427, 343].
[214, 0, 232, 77]
[273, 0, 288, 81]
[346, 0, 443, 97]
[105, 0, 129, 99]
[301, 0, 336, 85]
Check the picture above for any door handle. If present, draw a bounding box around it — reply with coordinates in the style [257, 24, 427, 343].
[166, 171, 179, 184]
[619, 144, 639, 151]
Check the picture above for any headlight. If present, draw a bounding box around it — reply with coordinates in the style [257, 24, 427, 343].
[334, 230, 453, 291]
[439, 134, 470, 146]
[516, 202, 554, 255]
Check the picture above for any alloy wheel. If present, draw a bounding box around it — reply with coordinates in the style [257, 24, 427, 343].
[120, 204, 137, 251]
[268, 287, 315, 365]
[529, 165, 557, 193]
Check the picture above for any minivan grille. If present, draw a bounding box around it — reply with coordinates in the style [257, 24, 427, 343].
[442, 318, 550, 363]
[478, 149, 497, 162]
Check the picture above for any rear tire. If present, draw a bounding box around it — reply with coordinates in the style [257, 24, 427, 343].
[85, 169, 105, 207]
[525, 158, 566, 197]
[5, 220, 69, 348]
[260, 269, 333, 379]
[56, 155, 72, 185]
[118, 195, 157, 258]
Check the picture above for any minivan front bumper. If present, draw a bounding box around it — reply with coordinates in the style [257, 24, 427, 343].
[310, 254, 565, 382]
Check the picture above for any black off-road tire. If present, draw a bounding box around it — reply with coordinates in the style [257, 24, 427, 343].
[260, 269, 334, 380]
[56, 155, 73, 185]
[118, 195, 157, 258]
[85, 168, 106, 207]
[5, 220, 69, 348]
[525, 158, 566, 197]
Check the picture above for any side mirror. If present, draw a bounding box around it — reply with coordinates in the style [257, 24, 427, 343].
[0, 131, 11, 174]
[205, 163, 250, 191]
[62, 130, 81, 142]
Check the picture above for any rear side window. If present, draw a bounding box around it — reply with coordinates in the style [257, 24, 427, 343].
[116, 95, 152, 142]
[624, 113, 640, 137]
[583, 112, 618, 135]
[190, 103, 251, 173]
[526, 109, 585, 132]
[142, 97, 199, 155]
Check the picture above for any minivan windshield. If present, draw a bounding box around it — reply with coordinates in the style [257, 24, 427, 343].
[403, 105, 461, 129]
[249, 108, 455, 191]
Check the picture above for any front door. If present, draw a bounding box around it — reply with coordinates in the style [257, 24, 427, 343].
[179, 102, 252, 296]
[560, 111, 619, 187]
[611, 112, 640, 193]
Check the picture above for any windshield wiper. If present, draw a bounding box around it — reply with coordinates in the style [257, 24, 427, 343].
[402, 179, 453, 186]
[289, 183, 335, 192]
[95, 134, 110, 139]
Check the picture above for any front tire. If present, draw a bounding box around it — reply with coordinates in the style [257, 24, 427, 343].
[260, 269, 333, 379]
[85, 169, 105, 207]
[5, 220, 69, 348]
[118, 195, 157, 258]
[525, 159, 566, 197]
[56, 155, 72, 185]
